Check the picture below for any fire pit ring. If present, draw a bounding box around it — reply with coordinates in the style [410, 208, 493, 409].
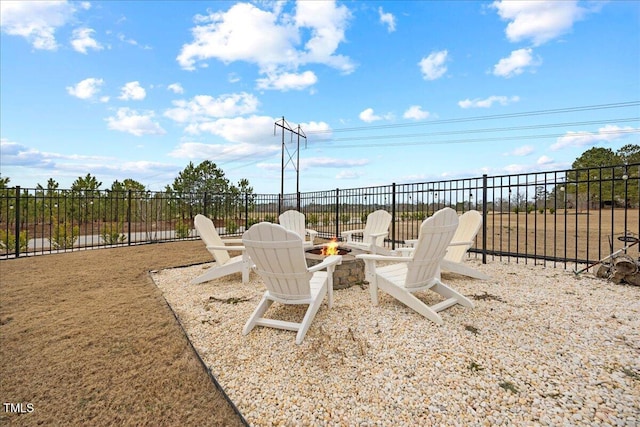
[305, 245, 365, 290]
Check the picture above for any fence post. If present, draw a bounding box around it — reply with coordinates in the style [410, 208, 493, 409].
[335, 188, 340, 239]
[244, 193, 249, 230]
[391, 183, 396, 250]
[127, 189, 132, 246]
[14, 186, 21, 258]
[482, 174, 487, 264]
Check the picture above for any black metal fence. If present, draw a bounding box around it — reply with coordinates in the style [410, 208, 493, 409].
[2, 163, 639, 269]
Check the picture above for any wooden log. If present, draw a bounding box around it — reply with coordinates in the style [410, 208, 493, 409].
[595, 263, 611, 279]
[625, 273, 640, 286]
[612, 254, 639, 275]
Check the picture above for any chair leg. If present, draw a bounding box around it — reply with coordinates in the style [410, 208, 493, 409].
[378, 281, 444, 325]
[361, 260, 379, 305]
[241, 254, 251, 284]
[243, 294, 273, 336]
[295, 288, 327, 345]
[440, 259, 491, 280]
[430, 280, 475, 308]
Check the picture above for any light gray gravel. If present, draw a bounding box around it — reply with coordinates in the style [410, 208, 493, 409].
[151, 260, 639, 426]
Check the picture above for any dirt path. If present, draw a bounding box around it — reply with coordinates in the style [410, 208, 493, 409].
[0, 241, 246, 426]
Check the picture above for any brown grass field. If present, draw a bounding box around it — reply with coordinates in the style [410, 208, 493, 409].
[0, 241, 246, 426]
[389, 209, 639, 263]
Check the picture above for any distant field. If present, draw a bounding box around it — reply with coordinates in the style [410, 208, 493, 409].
[386, 208, 639, 264]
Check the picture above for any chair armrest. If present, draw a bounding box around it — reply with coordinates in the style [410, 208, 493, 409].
[368, 231, 388, 238]
[404, 239, 418, 247]
[356, 254, 412, 263]
[222, 238, 244, 244]
[206, 244, 245, 251]
[341, 229, 364, 242]
[448, 240, 474, 247]
[308, 255, 342, 273]
[393, 247, 415, 256]
[306, 229, 318, 242]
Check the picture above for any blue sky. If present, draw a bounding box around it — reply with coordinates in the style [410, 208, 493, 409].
[1, 0, 639, 193]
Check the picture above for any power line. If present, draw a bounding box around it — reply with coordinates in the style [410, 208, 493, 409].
[305, 101, 640, 135]
[320, 117, 640, 143]
[321, 128, 640, 150]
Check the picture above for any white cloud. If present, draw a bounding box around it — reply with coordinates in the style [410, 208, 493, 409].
[491, 0, 586, 46]
[458, 95, 520, 108]
[185, 115, 276, 144]
[167, 83, 184, 94]
[168, 141, 279, 160]
[493, 48, 540, 78]
[302, 157, 368, 168]
[256, 70, 318, 91]
[418, 50, 448, 81]
[117, 33, 150, 49]
[70, 27, 103, 54]
[0, 0, 77, 50]
[0, 139, 53, 168]
[550, 125, 639, 151]
[164, 93, 259, 124]
[504, 145, 534, 156]
[176, 1, 354, 84]
[106, 108, 166, 136]
[537, 155, 554, 165]
[66, 77, 104, 100]
[301, 121, 333, 142]
[359, 108, 381, 123]
[403, 105, 430, 120]
[336, 170, 363, 179]
[118, 81, 146, 101]
[378, 7, 396, 32]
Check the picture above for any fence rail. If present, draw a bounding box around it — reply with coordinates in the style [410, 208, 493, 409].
[2, 163, 639, 269]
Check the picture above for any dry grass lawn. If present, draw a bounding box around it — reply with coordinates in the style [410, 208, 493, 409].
[0, 241, 246, 426]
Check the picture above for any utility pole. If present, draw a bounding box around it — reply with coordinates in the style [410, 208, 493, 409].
[274, 117, 306, 214]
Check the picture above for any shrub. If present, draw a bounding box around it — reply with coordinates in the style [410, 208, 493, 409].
[0, 229, 29, 252]
[340, 213, 351, 224]
[264, 215, 276, 223]
[549, 207, 555, 214]
[307, 213, 318, 226]
[361, 211, 370, 224]
[538, 208, 545, 214]
[175, 219, 191, 239]
[225, 219, 239, 234]
[101, 222, 126, 245]
[50, 218, 79, 249]
[247, 217, 260, 227]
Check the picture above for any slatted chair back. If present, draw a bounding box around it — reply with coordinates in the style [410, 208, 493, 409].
[278, 210, 306, 241]
[194, 214, 230, 265]
[445, 210, 482, 263]
[405, 208, 459, 289]
[362, 210, 392, 246]
[243, 222, 313, 302]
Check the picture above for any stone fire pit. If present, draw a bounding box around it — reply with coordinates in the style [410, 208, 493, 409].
[305, 245, 366, 290]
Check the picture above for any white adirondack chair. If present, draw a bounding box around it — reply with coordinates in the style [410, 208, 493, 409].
[191, 214, 251, 285]
[440, 210, 490, 280]
[242, 222, 342, 345]
[357, 207, 474, 324]
[400, 210, 490, 280]
[341, 210, 392, 253]
[278, 210, 318, 247]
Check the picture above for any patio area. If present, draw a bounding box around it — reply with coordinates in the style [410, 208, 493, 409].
[151, 259, 640, 426]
